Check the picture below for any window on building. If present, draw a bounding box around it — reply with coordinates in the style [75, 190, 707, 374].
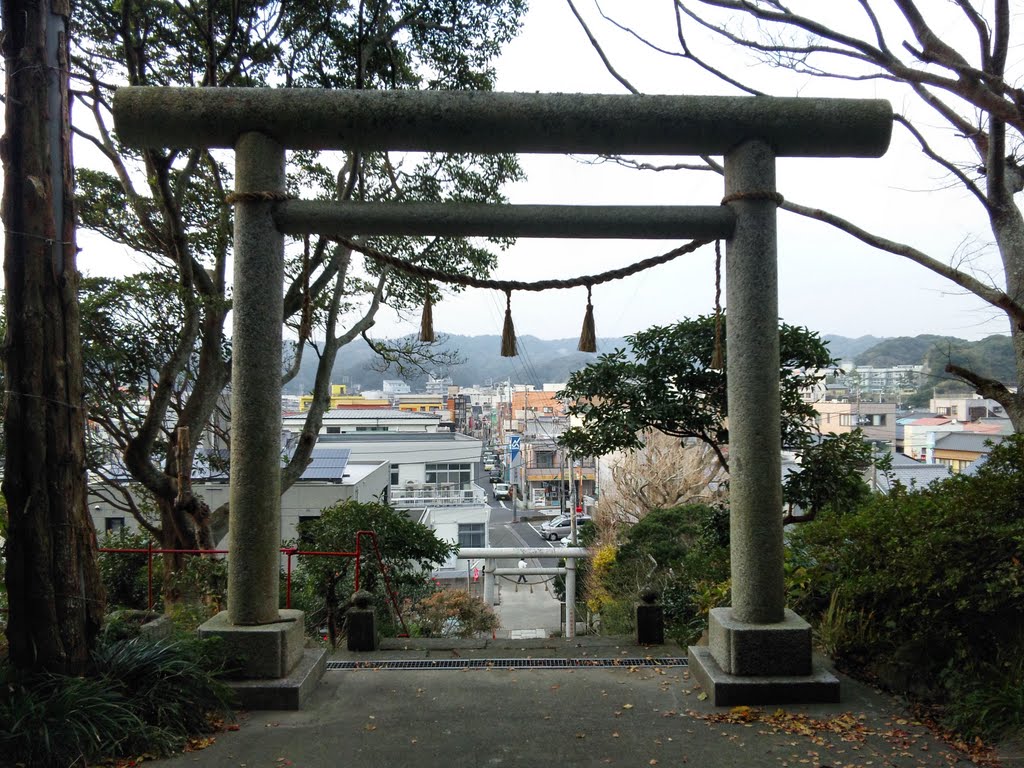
[864, 414, 887, 426]
[391, 464, 400, 485]
[839, 414, 853, 426]
[458, 523, 485, 548]
[326, 426, 341, 434]
[355, 425, 388, 432]
[105, 517, 125, 533]
[425, 462, 472, 487]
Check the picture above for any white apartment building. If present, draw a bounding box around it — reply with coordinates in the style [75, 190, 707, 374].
[281, 408, 441, 436]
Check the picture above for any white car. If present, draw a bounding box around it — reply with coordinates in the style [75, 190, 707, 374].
[538, 514, 592, 541]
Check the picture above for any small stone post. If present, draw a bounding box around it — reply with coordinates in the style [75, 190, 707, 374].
[347, 590, 379, 652]
[565, 555, 576, 639]
[636, 589, 664, 646]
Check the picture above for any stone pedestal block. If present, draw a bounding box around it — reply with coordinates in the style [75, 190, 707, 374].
[709, 607, 811, 676]
[636, 603, 664, 646]
[199, 609, 306, 679]
[688, 646, 840, 706]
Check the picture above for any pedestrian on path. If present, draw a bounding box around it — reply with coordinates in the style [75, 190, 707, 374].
[517, 558, 528, 583]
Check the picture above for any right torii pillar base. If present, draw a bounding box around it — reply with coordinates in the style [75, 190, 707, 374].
[688, 608, 839, 705]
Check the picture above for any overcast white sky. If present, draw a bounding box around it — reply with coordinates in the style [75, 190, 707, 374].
[365, 1, 1011, 344]
[65, 1, 1014, 346]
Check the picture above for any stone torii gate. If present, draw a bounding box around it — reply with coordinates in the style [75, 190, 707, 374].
[113, 88, 891, 708]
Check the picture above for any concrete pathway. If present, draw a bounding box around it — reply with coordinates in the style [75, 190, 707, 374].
[154, 636, 999, 768]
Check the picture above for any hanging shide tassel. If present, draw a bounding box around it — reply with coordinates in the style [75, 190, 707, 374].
[578, 285, 596, 353]
[419, 291, 435, 343]
[711, 320, 724, 371]
[500, 289, 518, 357]
[710, 240, 725, 371]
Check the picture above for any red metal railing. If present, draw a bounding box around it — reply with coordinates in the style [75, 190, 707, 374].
[98, 529, 409, 636]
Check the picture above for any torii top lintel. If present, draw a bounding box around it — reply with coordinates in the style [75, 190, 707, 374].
[113, 88, 892, 158]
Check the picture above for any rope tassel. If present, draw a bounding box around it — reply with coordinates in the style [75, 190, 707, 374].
[500, 289, 518, 357]
[419, 291, 435, 343]
[578, 285, 596, 353]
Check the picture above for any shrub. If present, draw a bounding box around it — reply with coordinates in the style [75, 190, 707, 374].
[92, 634, 235, 737]
[790, 435, 1024, 739]
[0, 634, 234, 767]
[584, 504, 730, 644]
[412, 589, 499, 638]
[0, 665, 147, 768]
[289, 499, 456, 642]
[98, 528, 153, 610]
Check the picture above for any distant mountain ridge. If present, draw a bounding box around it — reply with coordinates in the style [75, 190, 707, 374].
[821, 334, 886, 361]
[284, 332, 1015, 394]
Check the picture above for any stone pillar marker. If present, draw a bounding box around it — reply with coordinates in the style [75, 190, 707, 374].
[723, 139, 785, 625]
[197, 132, 326, 710]
[228, 131, 286, 626]
[687, 140, 838, 705]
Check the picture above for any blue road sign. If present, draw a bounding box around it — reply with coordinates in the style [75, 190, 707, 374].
[509, 435, 521, 463]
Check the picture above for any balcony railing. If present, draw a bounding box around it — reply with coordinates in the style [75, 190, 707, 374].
[390, 483, 485, 508]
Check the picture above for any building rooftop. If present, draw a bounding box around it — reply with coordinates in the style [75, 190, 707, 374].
[933, 431, 1006, 453]
[315, 431, 477, 443]
[875, 461, 951, 493]
[285, 408, 438, 421]
[909, 417, 952, 426]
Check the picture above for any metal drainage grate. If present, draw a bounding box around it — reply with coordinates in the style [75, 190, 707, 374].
[327, 657, 688, 671]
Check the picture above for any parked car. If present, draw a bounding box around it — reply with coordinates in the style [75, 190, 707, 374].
[493, 482, 512, 500]
[538, 514, 592, 541]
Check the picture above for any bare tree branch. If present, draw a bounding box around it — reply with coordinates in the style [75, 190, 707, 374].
[565, 0, 640, 94]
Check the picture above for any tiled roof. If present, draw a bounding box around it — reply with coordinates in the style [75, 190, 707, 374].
[875, 462, 951, 493]
[934, 432, 1005, 453]
[910, 417, 952, 426]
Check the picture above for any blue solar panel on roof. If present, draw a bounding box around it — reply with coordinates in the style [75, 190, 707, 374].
[300, 447, 351, 480]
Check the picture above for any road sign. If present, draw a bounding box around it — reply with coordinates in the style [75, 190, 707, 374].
[509, 435, 521, 463]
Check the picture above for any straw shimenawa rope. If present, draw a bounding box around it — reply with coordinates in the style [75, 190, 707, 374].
[335, 236, 713, 357]
[335, 236, 712, 293]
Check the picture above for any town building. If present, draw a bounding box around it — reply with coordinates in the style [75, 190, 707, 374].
[813, 400, 898, 447]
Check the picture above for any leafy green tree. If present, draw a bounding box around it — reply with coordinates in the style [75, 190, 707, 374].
[782, 430, 886, 524]
[288, 500, 455, 642]
[558, 314, 837, 469]
[68, 0, 526, 556]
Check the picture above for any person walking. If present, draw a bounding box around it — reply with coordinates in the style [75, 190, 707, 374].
[516, 558, 528, 583]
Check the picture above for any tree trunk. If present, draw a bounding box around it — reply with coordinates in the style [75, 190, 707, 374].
[2, 0, 105, 672]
